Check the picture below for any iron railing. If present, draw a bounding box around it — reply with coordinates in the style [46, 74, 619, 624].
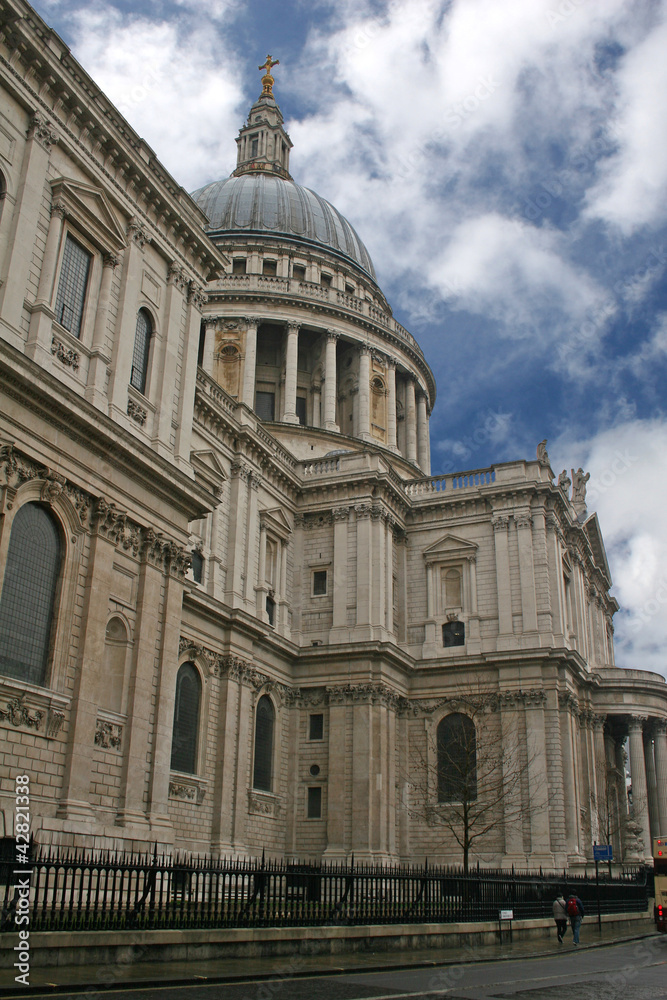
[0, 847, 649, 932]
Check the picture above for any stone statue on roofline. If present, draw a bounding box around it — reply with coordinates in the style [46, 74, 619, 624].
[571, 467, 590, 506]
[536, 439, 549, 465]
[558, 470, 571, 496]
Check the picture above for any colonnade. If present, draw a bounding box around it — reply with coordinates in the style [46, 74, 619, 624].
[200, 316, 431, 470]
[626, 716, 667, 851]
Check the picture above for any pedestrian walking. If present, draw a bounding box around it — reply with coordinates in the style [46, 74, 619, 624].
[553, 893, 567, 943]
[565, 893, 584, 945]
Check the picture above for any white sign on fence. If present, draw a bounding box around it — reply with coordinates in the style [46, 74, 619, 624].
[499, 909, 514, 920]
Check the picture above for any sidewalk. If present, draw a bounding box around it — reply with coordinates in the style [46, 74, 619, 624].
[0, 922, 660, 995]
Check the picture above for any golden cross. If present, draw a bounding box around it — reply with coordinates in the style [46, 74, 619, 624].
[258, 54, 279, 96]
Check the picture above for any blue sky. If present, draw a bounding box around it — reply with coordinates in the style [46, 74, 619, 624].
[32, 0, 667, 677]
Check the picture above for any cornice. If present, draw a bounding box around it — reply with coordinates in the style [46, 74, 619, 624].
[0, 339, 216, 523]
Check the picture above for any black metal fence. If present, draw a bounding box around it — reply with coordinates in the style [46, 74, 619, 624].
[0, 846, 649, 932]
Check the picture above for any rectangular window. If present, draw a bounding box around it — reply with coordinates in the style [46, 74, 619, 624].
[307, 786, 322, 819]
[256, 391, 275, 421]
[293, 264, 306, 281]
[262, 259, 277, 276]
[320, 273, 332, 287]
[309, 714, 324, 741]
[250, 134, 259, 158]
[442, 621, 465, 647]
[232, 258, 247, 274]
[295, 396, 307, 425]
[54, 234, 92, 338]
[345, 283, 355, 294]
[312, 570, 327, 596]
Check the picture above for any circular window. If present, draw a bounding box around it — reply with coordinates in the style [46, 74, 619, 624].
[309, 764, 320, 777]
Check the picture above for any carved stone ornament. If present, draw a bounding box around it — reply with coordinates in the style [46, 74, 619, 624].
[514, 510, 533, 530]
[51, 337, 80, 371]
[27, 112, 59, 149]
[40, 470, 67, 505]
[94, 719, 122, 751]
[492, 514, 509, 531]
[248, 792, 280, 817]
[188, 282, 207, 310]
[127, 217, 150, 249]
[127, 399, 147, 425]
[46, 709, 65, 738]
[326, 682, 407, 712]
[167, 262, 189, 293]
[169, 781, 206, 805]
[0, 697, 44, 731]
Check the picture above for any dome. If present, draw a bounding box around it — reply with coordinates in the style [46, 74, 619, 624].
[191, 173, 376, 280]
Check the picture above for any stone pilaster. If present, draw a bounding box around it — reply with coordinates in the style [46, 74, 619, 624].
[653, 721, 667, 838]
[242, 316, 259, 406]
[85, 253, 120, 408]
[358, 346, 371, 440]
[405, 377, 417, 463]
[386, 357, 398, 451]
[153, 262, 188, 458]
[628, 716, 651, 859]
[25, 200, 66, 365]
[282, 322, 300, 423]
[493, 514, 515, 649]
[323, 331, 339, 431]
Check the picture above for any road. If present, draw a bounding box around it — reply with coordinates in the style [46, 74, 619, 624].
[6, 937, 667, 1000]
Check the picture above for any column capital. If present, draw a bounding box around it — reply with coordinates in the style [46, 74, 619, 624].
[514, 509, 533, 529]
[386, 355, 398, 370]
[127, 216, 150, 249]
[492, 513, 510, 532]
[628, 715, 648, 733]
[326, 329, 340, 342]
[287, 321, 301, 334]
[188, 282, 207, 310]
[246, 315, 262, 326]
[654, 719, 667, 736]
[27, 112, 59, 150]
[51, 200, 67, 221]
[167, 261, 189, 293]
[332, 506, 350, 521]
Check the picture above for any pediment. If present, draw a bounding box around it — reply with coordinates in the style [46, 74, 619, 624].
[260, 506, 291, 539]
[191, 449, 227, 497]
[423, 533, 478, 563]
[50, 177, 127, 253]
[583, 513, 612, 585]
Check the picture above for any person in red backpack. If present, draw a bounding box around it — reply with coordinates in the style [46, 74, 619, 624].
[566, 894, 584, 944]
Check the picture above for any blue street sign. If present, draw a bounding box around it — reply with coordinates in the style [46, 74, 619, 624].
[593, 844, 613, 860]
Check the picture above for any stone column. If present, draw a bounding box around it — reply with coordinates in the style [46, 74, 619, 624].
[593, 717, 608, 841]
[211, 675, 242, 854]
[244, 472, 260, 607]
[282, 321, 300, 423]
[615, 735, 629, 819]
[231, 678, 253, 849]
[355, 503, 372, 634]
[500, 697, 525, 865]
[174, 281, 206, 469]
[256, 517, 268, 620]
[628, 716, 652, 858]
[225, 461, 251, 609]
[332, 507, 349, 633]
[370, 507, 385, 628]
[386, 357, 398, 451]
[85, 253, 120, 408]
[108, 219, 149, 420]
[358, 346, 371, 440]
[545, 516, 565, 644]
[525, 694, 553, 865]
[323, 331, 339, 431]
[493, 514, 514, 648]
[153, 263, 188, 458]
[242, 316, 259, 406]
[324, 698, 347, 860]
[201, 316, 217, 377]
[57, 519, 116, 822]
[416, 391, 429, 472]
[147, 549, 187, 835]
[352, 699, 373, 858]
[653, 721, 667, 838]
[405, 377, 417, 463]
[385, 519, 394, 635]
[2, 114, 58, 344]
[515, 509, 538, 639]
[644, 727, 660, 842]
[116, 531, 167, 831]
[26, 200, 66, 364]
[560, 695, 583, 859]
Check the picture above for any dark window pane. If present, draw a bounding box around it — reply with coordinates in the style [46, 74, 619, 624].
[307, 786, 322, 818]
[170, 662, 200, 774]
[295, 396, 307, 425]
[253, 695, 274, 791]
[130, 309, 152, 394]
[437, 713, 477, 803]
[0, 503, 61, 685]
[232, 258, 247, 274]
[443, 620, 465, 647]
[266, 595, 275, 626]
[54, 235, 91, 338]
[262, 259, 277, 276]
[293, 265, 306, 281]
[313, 571, 327, 596]
[191, 550, 203, 584]
[309, 714, 324, 740]
[256, 391, 275, 421]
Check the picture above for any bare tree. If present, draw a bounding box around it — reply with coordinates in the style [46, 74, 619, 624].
[407, 686, 540, 874]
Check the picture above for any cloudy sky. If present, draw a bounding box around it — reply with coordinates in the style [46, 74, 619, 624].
[33, 0, 667, 678]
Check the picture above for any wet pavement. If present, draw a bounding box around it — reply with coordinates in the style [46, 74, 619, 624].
[0, 921, 659, 995]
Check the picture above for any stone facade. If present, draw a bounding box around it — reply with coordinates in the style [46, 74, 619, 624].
[0, 1, 665, 868]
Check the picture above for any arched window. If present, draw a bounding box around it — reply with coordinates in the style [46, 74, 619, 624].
[437, 713, 477, 803]
[130, 308, 152, 394]
[0, 503, 61, 685]
[170, 662, 201, 774]
[104, 617, 128, 714]
[253, 694, 275, 791]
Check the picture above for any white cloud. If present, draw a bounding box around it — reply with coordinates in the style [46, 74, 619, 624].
[551, 419, 667, 680]
[62, 5, 244, 190]
[585, 14, 667, 233]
